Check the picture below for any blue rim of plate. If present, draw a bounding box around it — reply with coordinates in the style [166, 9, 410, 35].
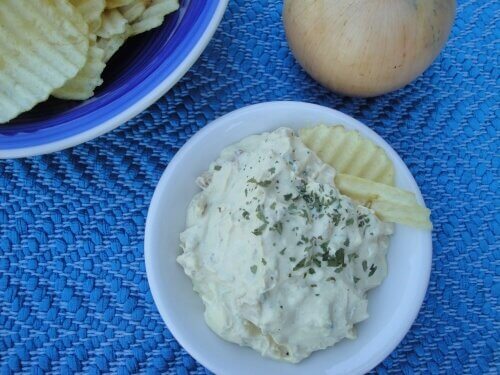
[0, 0, 228, 158]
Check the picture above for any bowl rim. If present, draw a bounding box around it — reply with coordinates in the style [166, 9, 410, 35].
[0, 0, 229, 159]
[145, 101, 432, 374]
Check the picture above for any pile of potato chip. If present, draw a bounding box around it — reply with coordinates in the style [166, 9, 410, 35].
[301, 125, 432, 230]
[0, 0, 179, 123]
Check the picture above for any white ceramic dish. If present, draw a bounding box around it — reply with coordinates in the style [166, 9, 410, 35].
[145, 101, 432, 375]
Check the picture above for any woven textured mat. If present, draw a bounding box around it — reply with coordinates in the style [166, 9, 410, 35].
[0, 0, 499, 373]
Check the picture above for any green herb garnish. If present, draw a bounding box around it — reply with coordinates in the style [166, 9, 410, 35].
[252, 224, 267, 236]
[320, 242, 329, 253]
[293, 257, 307, 271]
[369, 264, 377, 277]
[248, 178, 272, 187]
[358, 215, 370, 228]
[256, 205, 267, 223]
[270, 221, 283, 234]
[214, 165, 221, 171]
[327, 248, 345, 269]
[304, 244, 314, 253]
[252, 205, 269, 235]
[298, 209, 311, 224]
[328, 213, 341, 226]
[348, 253, 359, 262]
[250, 265, 257, 274]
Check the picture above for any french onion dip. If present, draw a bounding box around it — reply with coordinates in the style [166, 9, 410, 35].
[177, 128, 393, 363]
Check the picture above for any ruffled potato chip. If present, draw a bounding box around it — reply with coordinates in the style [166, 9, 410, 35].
[53, 41, 106, 100]
[335, 174, 432, 230]
[300, 124, 395, 186]
[106, 0, 135, 9]
[0, 0, 89, 123]
[97, 26, 131, 62]
[119, 1, 147, 22]
[0, 0, 180, 122]
[130, 0, 179, 36]
[300, 125, 432, 230]
[70, 0, 106, 33]
[97, 9, 128, 38]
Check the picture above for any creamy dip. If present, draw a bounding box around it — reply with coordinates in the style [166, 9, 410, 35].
[177, 128, 393, 363]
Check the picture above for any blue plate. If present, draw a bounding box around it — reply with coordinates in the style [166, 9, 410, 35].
[0, 0, 228, 158]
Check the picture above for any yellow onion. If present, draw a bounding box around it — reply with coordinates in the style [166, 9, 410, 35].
[283, 0, 456, 97]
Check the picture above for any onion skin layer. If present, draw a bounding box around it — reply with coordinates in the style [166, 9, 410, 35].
[284, 0, 456, 97]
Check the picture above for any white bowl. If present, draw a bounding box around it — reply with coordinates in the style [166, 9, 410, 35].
[145, 101, 432, 375]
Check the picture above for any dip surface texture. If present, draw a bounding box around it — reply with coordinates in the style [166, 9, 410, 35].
[177, 128, 393, 363]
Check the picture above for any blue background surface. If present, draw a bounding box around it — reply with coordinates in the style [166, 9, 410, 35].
[0, 0, 498, 373]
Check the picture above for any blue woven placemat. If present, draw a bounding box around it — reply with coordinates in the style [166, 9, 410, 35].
[0, 0, 498, 373]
